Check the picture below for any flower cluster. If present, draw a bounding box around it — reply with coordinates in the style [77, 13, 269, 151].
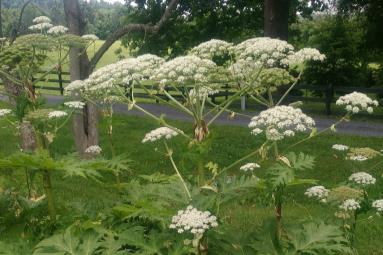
[151, 56, 217, 85]
[336, 92, 379, 114]
[64, 80, 86, 96]
[332, 144, 349, 151]
[79, 54, 164, 97]
[82, 34, 99, 41]
[29, 22, 53, 31]
[47, 111, 68, 119]
[288, 48, 325, 66]
[305, 186, 329, 201]
[248, 106, 315, 141]
[85, 145, 102, 155]
[372, 200, 383, 215]
[64, 101, 85, 109]
[142, 127, 181, 143]
[348, 155, 368, 161]
[189, 39, 233, 60]
[234, 37, 295, 68]
[0, 109, 12, 117]
[32, 16, 51, 24]
[169, 205, 218, 235]
[47, 25, 68, 35]
[348, 172, 376, 185]
[240, 163, 260, 172]
[339, 199, 360, 211]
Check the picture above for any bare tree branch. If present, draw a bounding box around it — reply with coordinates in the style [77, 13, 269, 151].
[88, 0, 179, 72]
[9, 0, 33, 44]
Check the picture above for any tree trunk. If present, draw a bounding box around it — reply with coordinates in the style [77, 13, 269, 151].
[264, 0, 290, 40]
[0, 0, 3, 38]
[20, 121, 37, 152]
[63, 0, 99, 156]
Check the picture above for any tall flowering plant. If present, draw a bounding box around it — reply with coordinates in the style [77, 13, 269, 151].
[63, 36, 381, 254]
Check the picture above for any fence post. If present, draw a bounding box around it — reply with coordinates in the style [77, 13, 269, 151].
[240, 96, 246, 111]
[58, 65, 64, 95]
[325, 83, 334, 115]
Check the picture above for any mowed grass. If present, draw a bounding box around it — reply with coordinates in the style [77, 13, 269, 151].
[0, 112, 383, 254]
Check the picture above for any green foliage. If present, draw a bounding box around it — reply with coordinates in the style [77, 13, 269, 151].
[268, 152, 316, 190]
[291, 15, 371, 88]
[252, 220, 352, 255]
[0, 150, 128, 181]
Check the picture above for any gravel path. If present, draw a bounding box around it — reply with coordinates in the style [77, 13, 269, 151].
[3, 95, 383, 137]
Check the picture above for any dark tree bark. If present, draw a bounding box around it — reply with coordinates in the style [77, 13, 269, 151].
[63, 0, 99, 155]
[264, 0, 290, 40]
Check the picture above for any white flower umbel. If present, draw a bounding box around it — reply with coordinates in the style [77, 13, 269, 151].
[33, 16, 51, 24]
[29, 22, 53, 31]
[169, 205, 218, 235]
[248, 106, 315, 141]
[64, 101, 85, 109]
[64, 80, 86, 96]
[0, 109, 12, 117]
[240, 163, 260, 172]
[189, 39, 233, 60]
[372, 200, 383, 215]
[332, 144, 349, 151]
[82, 34, 99, 41]
[305, 186, 329, 201]
[349, 172, 376, 185]
[336, 92, 379, 114]
[348, 155, 368, 161]
[339, 199, 360, 212]
[47, 111, 68, 119]
[151, 55, 217, 85]
[234, 37, 295, 68]
[288, 48, 325, 66]
[85, 145, 102, 155]
[142, 127, 181, 143]
[82, 54, 164, 97]
[47, 25, 68, 35]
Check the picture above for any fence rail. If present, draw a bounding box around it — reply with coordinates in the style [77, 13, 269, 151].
[1, 71, 382, 115]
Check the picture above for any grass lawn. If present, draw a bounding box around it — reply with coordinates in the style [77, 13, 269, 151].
[0, 111, 383, 254]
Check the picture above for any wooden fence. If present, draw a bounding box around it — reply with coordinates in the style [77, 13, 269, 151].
[1, 70, 383, 115]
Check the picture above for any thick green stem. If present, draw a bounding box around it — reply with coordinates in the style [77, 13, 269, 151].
[42, 170, 56, 220]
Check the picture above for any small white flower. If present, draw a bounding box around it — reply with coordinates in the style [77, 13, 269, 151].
[240, 163, 260, 172]
[339, 199, 360, 211]
[248, 106, 315, 141]
[29, 22, 53, 31]
[348, 155, 368, 161]
[332, 144, 349, 151]
[47, 25, 68, 35]
[372, 199, 383, 214]
[64, 101, 85, 109]
[336, 92, 378, 114]
[349, 172, 376, 185]
[85, 145, 102, 155]
[0, 109, 12, 117]
[169, 205, 218, 236]
[142, 127, 181, 143]
[33, 16, 51, 24]
[47, 111, 68, 119]
[82, 34, 99, 41]
[305, 186, 329, 201]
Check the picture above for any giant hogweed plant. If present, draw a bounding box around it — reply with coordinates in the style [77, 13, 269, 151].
[0, 17, 131, 226]
[39, 37, 381, 254]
